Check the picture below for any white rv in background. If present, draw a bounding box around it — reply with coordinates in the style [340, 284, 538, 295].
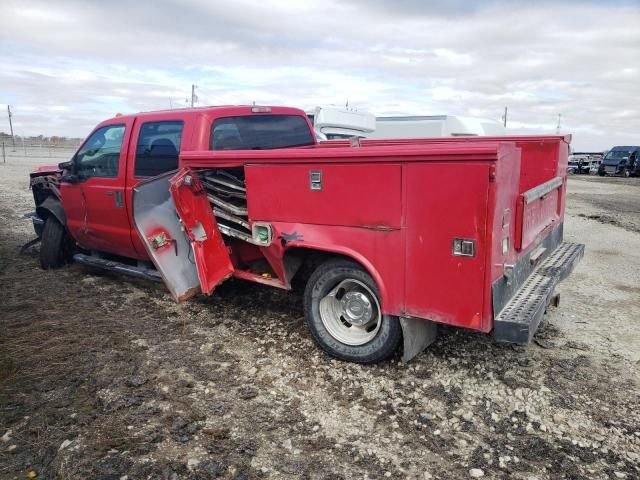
[306, 107, 376, 140]
[306, 108, 505, 140]
[367, 115, 506, 139]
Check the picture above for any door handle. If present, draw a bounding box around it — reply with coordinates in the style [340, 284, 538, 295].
[106, 190, 124, 208]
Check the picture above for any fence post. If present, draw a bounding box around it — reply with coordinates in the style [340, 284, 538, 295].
[22, 138, 26, 156]
[2, 142, 5, 164]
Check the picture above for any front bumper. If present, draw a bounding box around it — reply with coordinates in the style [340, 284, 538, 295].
[601, 165, 623, 175]
[493, 242, 585, 344]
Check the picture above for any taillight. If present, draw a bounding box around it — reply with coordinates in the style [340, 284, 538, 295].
[251, 106, 272, 113]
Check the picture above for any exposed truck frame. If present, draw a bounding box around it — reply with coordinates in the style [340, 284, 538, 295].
[28, 106, 584, 363]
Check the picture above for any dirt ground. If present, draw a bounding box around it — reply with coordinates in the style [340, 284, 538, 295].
[0, 157, 639, 480]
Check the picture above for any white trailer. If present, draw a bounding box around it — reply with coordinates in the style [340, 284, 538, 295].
[367, 115, 505, 139]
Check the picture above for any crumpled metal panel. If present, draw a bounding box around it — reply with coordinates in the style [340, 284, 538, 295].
[169, 168, 233, 296]
[132, 171, 201, 302]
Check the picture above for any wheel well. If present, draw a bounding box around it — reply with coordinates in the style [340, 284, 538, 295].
[283, 247, 370, 289]
[35, 196, 67, 228]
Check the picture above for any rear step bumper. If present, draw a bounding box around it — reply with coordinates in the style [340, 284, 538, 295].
[73, 253, 163, 282]
[493, 242, 585, 344]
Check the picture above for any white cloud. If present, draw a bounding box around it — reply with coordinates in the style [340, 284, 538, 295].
[0, 0, 638, 150]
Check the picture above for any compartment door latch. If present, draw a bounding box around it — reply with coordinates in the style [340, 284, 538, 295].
[309, 170, 322, 191]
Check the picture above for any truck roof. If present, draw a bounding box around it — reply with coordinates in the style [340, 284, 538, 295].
[100, 105, 308, 124]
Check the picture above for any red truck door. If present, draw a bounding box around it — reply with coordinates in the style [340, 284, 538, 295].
[61, 119, 138, 258]
[124, 116, 189, 259]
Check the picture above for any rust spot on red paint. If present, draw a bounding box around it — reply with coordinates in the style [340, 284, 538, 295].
[177, 286, 201, 302]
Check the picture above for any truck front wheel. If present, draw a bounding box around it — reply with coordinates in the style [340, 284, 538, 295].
[40, 216, 71, 269]
[303, 259, 401, 363]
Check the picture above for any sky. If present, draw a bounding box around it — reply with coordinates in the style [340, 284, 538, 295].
[0, 0, 638, 150]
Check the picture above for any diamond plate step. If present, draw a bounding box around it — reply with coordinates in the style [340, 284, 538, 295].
[493, 242, 585, 344]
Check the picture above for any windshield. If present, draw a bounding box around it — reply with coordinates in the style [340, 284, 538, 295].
[604, 150, 630, 163]
[210, 115, 314, 150]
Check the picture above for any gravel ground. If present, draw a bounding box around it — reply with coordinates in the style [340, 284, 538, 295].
[0, 157, 639, 480]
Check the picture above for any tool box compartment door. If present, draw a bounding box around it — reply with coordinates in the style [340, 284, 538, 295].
[169, 168, 234, 296]
[132, 169, 233, 301]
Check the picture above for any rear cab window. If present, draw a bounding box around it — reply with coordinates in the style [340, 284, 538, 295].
[135, 121, 184, 177]
[210, 114, 314, 150]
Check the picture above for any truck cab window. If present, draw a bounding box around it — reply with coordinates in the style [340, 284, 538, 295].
[135, 121, 184, 177]
[210, 115, 314, 150]
[75, 125, 125, 179]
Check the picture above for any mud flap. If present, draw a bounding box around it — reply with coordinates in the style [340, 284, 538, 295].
[132, 169, 233, 301]
[400, 317, 438, 362]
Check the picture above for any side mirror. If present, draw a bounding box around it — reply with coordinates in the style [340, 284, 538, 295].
[60, 174, 79, 184]
[58, 160, 74, 170]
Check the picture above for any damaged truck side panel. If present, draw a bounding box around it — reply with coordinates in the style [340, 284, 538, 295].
[178, 142, 512, 329]
[133, 171, 205, 301]
[28, 106, 584, 363]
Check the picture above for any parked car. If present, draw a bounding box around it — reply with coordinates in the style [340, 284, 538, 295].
[598, 146, 640, 177]
[27, 106, 583, 363]
[568, 153, 603, 175]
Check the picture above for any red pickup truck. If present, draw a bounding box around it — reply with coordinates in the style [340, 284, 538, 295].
[29, 105, 584, 363]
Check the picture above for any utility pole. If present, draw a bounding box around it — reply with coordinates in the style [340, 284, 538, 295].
[556, 113, 562, 134]
[7, 105, 16, 148]
[502, 106, 508, 128]
[190, 84, 198, 108]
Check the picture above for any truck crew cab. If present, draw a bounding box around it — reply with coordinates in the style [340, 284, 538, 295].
[29, 105, 584, 363]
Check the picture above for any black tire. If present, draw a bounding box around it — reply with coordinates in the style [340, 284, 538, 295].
[598, 172, 605, 177]
[303, 258, 402, 363]
[40, 216, 70, 269]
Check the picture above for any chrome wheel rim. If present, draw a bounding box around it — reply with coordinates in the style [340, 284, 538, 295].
[318, 279, 381, 346]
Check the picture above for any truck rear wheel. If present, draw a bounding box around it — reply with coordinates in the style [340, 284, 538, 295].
[303, 259, 401, 363]
[40, 216, 70, 269]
